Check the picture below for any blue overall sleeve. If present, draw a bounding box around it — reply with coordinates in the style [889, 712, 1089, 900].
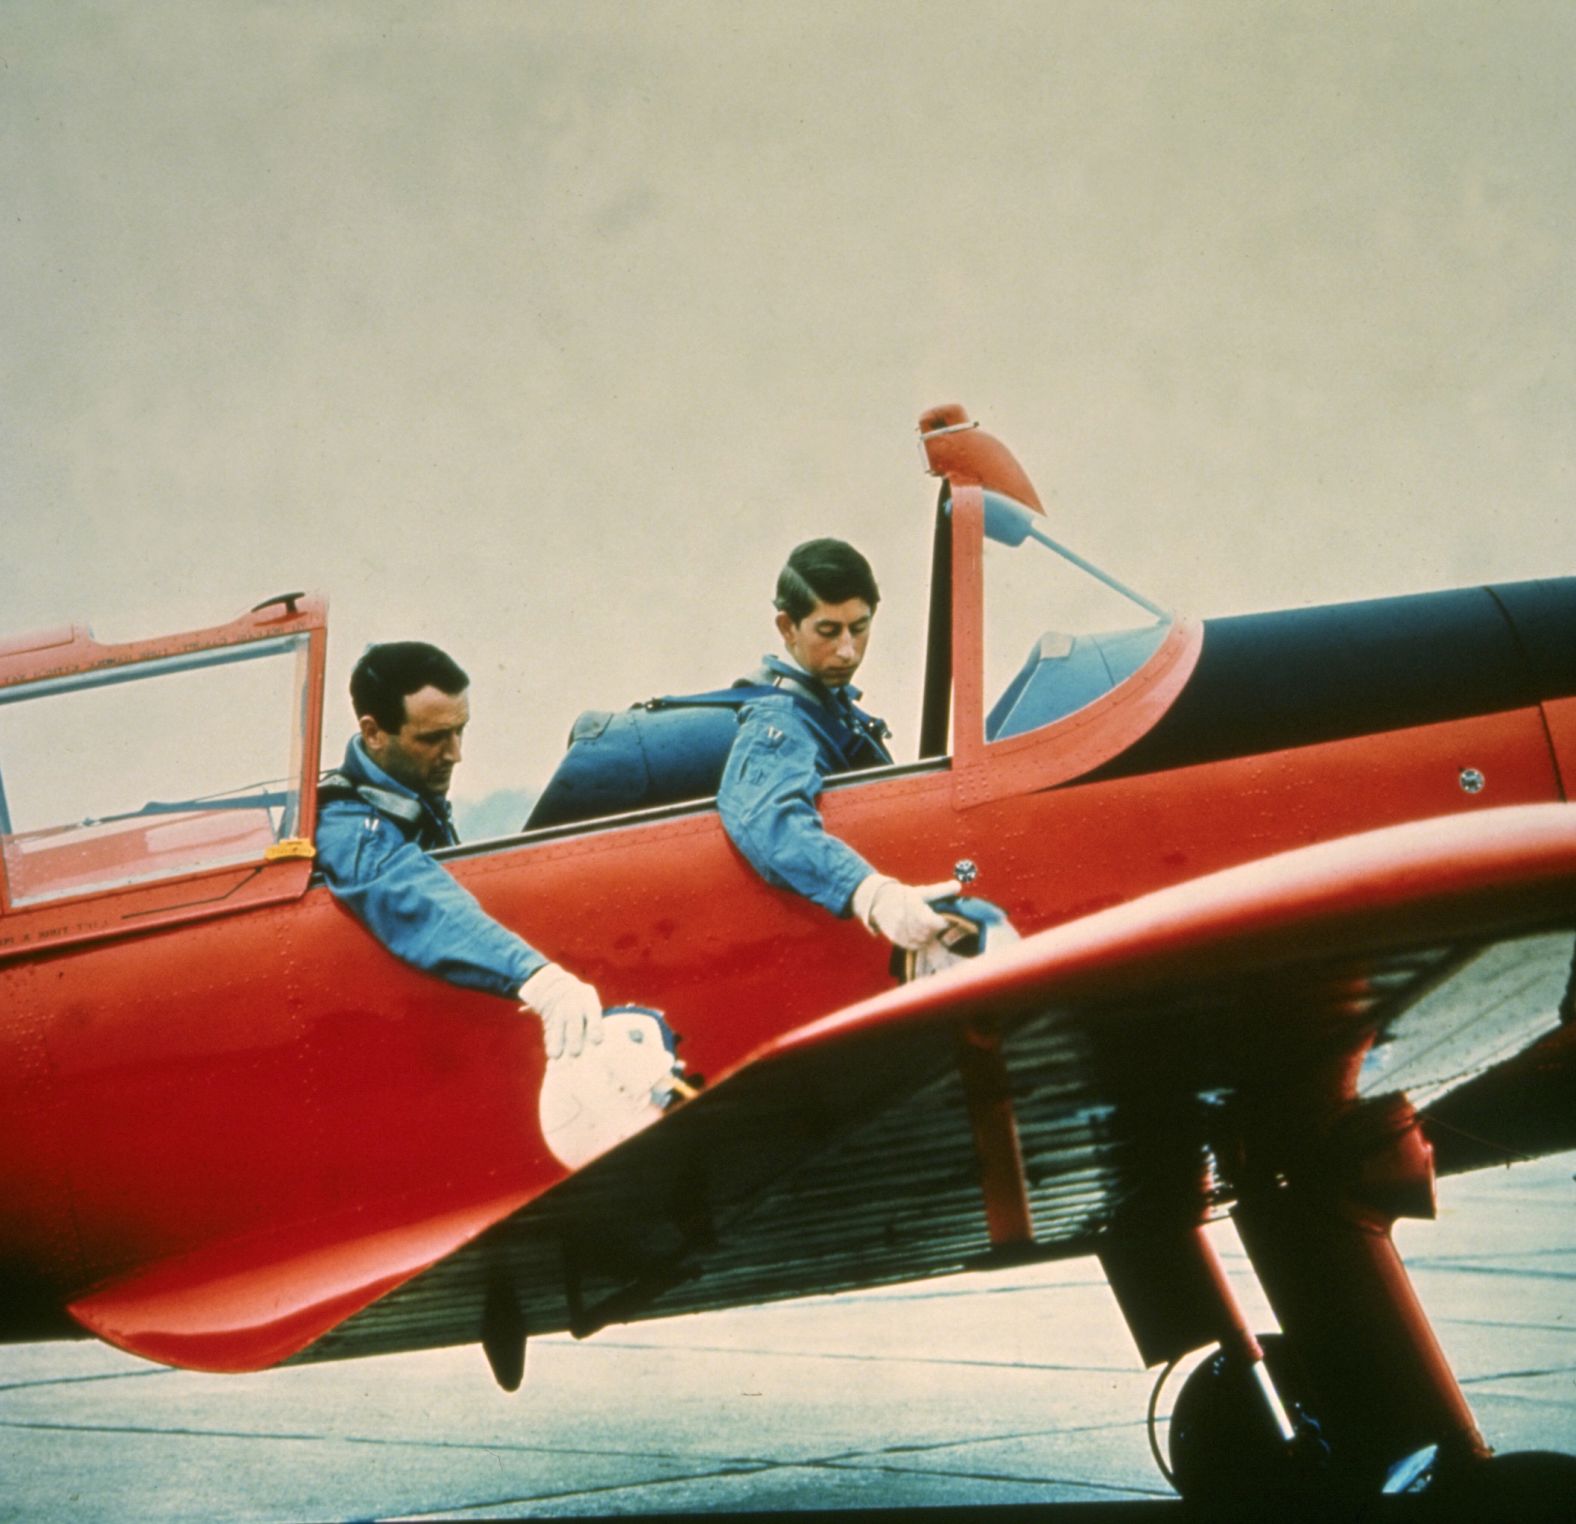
[316, 803, 546, 997]
[717, 696, 873, 916]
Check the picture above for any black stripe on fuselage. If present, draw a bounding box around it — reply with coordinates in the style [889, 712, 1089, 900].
[1489, 578, 1576, 702]
[1082, 578, 1576, 785]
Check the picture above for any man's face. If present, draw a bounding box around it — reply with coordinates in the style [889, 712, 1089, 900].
[776, 597, 874, 687]
[360, 685, 469, 796]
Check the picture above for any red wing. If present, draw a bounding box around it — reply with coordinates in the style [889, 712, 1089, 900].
[67, 1188, 532, 1373]
[98, 804, 1576, 1372]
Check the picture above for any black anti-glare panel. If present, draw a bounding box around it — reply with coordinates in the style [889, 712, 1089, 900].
[1085, 580, 1575, 784]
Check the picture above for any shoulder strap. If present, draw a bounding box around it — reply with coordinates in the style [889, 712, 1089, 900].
[639, 684, 781, 712]
[640, 672, 897, 773]
[642, 684, 831, 745]
[318, 769, 426, 831]
[745, 672, 892, 766]
[645, 685, 879, 771]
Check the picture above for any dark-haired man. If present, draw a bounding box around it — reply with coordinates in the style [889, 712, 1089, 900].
[718, 539, 957, 951]
[316, 641, 603, 1059]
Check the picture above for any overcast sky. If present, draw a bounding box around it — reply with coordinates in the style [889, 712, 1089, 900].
[3, 1, 1572, 804]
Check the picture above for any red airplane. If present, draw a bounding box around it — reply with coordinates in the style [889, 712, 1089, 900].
[3, 404, 1574, 1510]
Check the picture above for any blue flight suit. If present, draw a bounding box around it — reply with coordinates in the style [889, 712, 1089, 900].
[717, 654, 894, 915]
[314, 737, 546, 997]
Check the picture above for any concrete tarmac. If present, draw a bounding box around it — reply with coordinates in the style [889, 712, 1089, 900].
[3, 1153, 1572, 1521]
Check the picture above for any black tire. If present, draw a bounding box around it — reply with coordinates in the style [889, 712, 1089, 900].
[1424, 1449, 1576, 1522]
[1167, 1333, 1378, 1511]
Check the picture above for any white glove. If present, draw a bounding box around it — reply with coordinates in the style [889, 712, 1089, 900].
[519, 963, 605, 1059]
[851, 874, 962, 951]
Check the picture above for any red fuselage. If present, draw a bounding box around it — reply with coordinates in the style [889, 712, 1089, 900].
[3, 423, 1572, 1363]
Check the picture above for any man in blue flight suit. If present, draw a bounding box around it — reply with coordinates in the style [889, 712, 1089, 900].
[316, 642, 603, 1060]
[718, 539, 958, 951]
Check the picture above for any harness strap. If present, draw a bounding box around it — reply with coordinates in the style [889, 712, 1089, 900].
[642, 684, 890, 771]
[752, 670, 893, 747]
[318, 769, 427, 831]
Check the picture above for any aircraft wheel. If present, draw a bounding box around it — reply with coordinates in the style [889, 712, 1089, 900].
[1166, 1334, 1375, 1510]
[1425, 1450, 1576, 1521]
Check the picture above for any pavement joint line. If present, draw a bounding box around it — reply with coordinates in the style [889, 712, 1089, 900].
[0, 1368, 173, 1392]
[389, 1452, 1169, 1519]
[575, 1339, 1138, 1374]
[1415, 1263, 1576, 1282]
[0, 1411, 1181, 1502]
[0, 1409, 1170, 1468]
[747, 1418, 1155, 1471]
[864, 1416, 1155, 1455]
[1463, 1386, 1576, 1410]
[1459, 1364, 1576, 1382]
[810, 1455, 1171, 1500]
[0, 1417, 765, 1465]
[1440, 1316, 1576, 1334]
[1460, 1368, 1576, 1389]
[384, 1462, 781, 1518]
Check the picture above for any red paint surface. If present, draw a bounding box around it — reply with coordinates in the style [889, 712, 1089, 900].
[2, 417, 1572, 1374]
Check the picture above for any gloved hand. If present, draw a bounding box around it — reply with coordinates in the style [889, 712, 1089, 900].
[851, 874, 962, 951]
[519, 963, 605, 1059]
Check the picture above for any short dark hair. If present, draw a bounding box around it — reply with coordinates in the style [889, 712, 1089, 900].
[350, 642, 469, 732]
[774, 539, 880, 623]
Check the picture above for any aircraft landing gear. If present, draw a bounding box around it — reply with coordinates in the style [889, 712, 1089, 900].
[1099, 1221, 1350, 1508]
[1400, 1447, 1576, 1520]
[1163, 1333, 1375, 1511]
